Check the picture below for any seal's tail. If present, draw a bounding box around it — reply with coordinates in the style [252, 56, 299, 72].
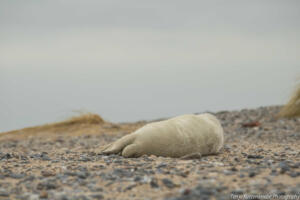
[100, 134, 136, 155]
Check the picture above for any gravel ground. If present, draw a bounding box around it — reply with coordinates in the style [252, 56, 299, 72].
[0, 106, 299, 200]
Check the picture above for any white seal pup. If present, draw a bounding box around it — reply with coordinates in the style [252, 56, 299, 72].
[100, 113, 224, 158]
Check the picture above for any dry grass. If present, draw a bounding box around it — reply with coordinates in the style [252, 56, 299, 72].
[0, 113, 144, 141]
[52, 113, 105, 126]
[16, 113, 104, 132]
[278, 83, 300, 118]
[0, 113, 105, 141]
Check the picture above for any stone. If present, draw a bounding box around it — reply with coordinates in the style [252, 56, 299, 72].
[162, 178, 176, 189]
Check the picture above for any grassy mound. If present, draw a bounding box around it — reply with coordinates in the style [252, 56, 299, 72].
[0, 113, 106, 141]
[278, 83, 300, 118]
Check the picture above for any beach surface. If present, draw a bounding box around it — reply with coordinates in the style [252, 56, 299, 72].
[0, 106, 299, 200]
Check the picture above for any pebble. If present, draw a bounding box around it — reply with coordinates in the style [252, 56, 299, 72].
[278, 162, 290, 174]
[41, 170, 56, 177]
[0, 188, 9, 197]
[0, 106, 299, 200]
[10, 173, 26, 179]
[162, 178, 176, 189]
[78, 155, 92, 162]
[231, 189, 244, 195]
[124, 183, 138, 191]
[39, 190, 48, 198]
[247, 154, 264, 159]
[30, 152, 51, 161]
[37, 179, 57, 190]
[289, 172, 300, 178]
[76, 171, 90, 179]
[150, 178, 159, 188]
[248, 171, 257, 177]
[223, 170, 234, 176]
[156, 163, 167, 168]
[0, 153, 12, 160]
[89, 194, 104, 200]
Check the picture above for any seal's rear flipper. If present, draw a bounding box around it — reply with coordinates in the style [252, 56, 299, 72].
[122, 144, 141, 158]
[96, 143, 113, 155]
[100, 134, 136, 155]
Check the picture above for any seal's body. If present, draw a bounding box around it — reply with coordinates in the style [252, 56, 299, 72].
[100, 113, 224, 158]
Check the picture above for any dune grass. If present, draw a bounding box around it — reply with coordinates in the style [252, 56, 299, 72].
[0, 112, 143, 141]
[19, 113, 104, 132]
[52, 113, 104, 126]
[278, 83, 300, 118]
[0, 113, 105, 140]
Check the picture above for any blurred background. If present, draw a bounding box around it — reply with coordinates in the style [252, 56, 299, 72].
[0, 0, 300, 132]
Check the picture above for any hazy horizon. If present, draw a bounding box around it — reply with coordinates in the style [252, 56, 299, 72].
[1, 1, 300, 132]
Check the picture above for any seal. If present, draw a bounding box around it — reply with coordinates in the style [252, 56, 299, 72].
[100, 113, 224, 158]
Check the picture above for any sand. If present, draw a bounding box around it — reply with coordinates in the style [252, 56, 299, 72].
[0, 106, 299, 200]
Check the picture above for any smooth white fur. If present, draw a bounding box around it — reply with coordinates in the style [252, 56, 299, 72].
[101, 113, 224, 158]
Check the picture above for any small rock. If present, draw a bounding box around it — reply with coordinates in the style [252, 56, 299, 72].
[41, 152, 51, 161]
[156, 163, 167, 168]
[0, 188, 9, 197]
[231, 189, 244, 195]
[28, 194, 40, 200]
[290, 162, 300, 169]
[73, 195, 91, 200]
[30, 152, 51, 161]
[289, 172, 300, 178]
[39, 190, 48, 198]
[249, 171, 256, 177]
[124, 183, 137, 191]
[37, 180, 57, 190]
[87, 184, 103, 192]
[223, 144, 232, 150]
[234, 157, 240, 162]
[247, 155, 264, 159]
[230, 167, 238, 172]
[270, 169, 278, 176]
[76, 171, 90, 179]
[113, 168, 133, 178]
[10, 173, 26, 179]
[162, 178, 176, 189]
[89, 194, 104, 200]
[180, 188, 191, 195]
[141, 176, 151, 183]
[54, 193, 70, 200]
[150, 178, 159, 188]
[133, 176, 142, 182]
[41, 170, 56, 177]
[279, 162, 290, 174]
[1, 153, 12, 160]
[79, 155, 92, 162]
[223, 170, 234, 176]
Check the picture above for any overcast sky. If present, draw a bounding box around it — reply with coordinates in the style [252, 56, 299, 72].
[0, 1, 300, 132]
[1, 1, 300, 68]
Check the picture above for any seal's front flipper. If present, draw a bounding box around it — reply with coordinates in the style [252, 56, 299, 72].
[180, 153, 202, 160]
[101, 134, 136, 155]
